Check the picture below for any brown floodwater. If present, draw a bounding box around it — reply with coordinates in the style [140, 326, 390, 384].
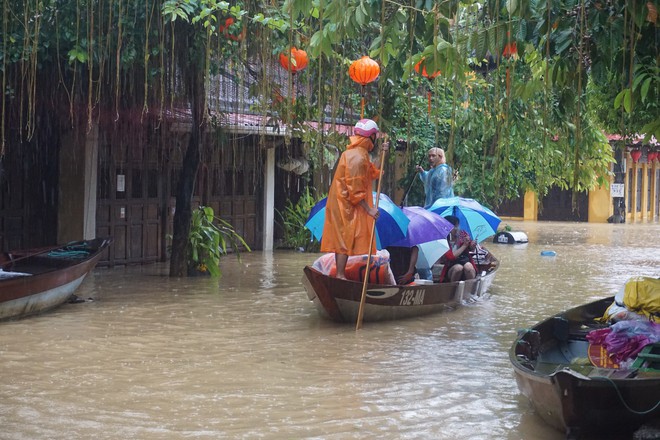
[1, 221, 659, 439]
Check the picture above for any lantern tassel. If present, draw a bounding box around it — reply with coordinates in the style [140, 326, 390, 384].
[360, 86, 365, 119]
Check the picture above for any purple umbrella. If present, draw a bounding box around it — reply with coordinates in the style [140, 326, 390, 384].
[390, 206, 454, 247]
[389, 206, 454, 270]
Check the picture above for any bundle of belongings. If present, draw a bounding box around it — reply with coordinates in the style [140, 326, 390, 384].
[587, 277, 660, 368]
[312, 250, 397, 285]
[600, 276, 660, 323]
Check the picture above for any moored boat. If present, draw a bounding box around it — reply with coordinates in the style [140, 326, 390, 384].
[0, 237, 112, 321]
[510, 280, 660, 439]
[302, 251, 498, 323]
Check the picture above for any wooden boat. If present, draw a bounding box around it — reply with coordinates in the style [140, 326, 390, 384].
[510, 296, 660, 439]
[0, 237, 112, 321]
[302, 252, 499, 323]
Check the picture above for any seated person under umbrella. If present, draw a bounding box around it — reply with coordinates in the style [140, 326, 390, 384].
[386, 206, 452, 285]
[387, 245, 428, 285]
[438, 215, 477, 282]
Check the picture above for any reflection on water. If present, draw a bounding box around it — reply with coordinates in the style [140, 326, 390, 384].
[1, 221, 658, 440]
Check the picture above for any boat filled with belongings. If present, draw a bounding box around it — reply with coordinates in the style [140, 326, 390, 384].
[510, 276, 660, 439]
[302, 247, 499, 323]
[0, 237, 112, 321]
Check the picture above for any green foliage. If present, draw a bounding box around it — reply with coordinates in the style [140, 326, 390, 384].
[187, 206, 251, 276]
[276, 187, 323, 252]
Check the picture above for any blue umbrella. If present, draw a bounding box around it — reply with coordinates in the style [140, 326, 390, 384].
[305, 192, 410, 250]
[428, 196, 501, 243]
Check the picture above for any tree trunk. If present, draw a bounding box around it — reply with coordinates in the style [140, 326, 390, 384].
[169, 29, 207, 277]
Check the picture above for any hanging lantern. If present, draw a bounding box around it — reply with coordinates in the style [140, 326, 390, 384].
[218, 18, 245, 42]
[502, 33, 518, 98]
[502, 41, 518, 59]
[279, 48, 309, 104]
[349, 56, 380, 118]
[279, 47, 309, 73]
[647, 151, 658, 163]
[647, 1, 658, 23]
[414, 59, 441, 80]
[630, 149, 642, 163]
[414, 58, 441, 116]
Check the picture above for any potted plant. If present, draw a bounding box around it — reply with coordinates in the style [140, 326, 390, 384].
[187, 206, 250, 276]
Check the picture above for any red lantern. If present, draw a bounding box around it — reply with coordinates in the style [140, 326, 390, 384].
[502, 41, 518, 59]
[349, 56, 380, 118]
[279, 47, 309, 73]
[218, 18, 244, 42]
[502, 33, 518, 97]
[647, 151, 658, 163]
[414, 58, 441, 80]
[415, 58, 441, 116]
[630, 149, 642, 163]
[279, 48, 309, 104]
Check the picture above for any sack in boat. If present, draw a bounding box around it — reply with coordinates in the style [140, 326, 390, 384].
[329, 259, 390, 284]
[312, 251, 396, 284]
[599, 277, 660, 323]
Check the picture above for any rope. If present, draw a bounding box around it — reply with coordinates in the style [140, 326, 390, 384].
[48, 246, 91, 259]
[593, 376, 660, 415]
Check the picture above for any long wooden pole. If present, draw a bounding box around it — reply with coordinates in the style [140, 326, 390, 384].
[356, 136, 388, 330]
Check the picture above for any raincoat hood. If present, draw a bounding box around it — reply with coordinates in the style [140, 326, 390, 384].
[347, 135, 374, 152]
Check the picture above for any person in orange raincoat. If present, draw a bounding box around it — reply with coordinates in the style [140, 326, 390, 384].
[320, 119, 389, 279]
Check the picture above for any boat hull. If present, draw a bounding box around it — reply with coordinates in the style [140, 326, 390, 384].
[510, 296, 660, 437]
[0, 238, 111, 321]
[302, 257, 498, 323]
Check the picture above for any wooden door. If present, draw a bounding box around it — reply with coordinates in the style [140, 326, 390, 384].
[96, 140, 161, 265]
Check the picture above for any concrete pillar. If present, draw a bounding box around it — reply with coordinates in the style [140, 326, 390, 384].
[641, 161, 649, 221]
[650, 162, 658, 221]
[262, 146, 275, 251]
[630, 154, 638, 223]
[58, 123, 98, 242]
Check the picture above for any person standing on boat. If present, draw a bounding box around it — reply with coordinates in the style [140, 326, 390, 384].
[320, 119, 389, 280]
[415, 147, 454, 208]
[438, 215, 476, 282]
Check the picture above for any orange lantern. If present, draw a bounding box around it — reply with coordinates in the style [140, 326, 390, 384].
[279, 47, 309, 73]
[502, 33, 518, 97]
[414, 58, 441, 115]
[349, 56, 380, 118]
[502, 41, 518, 59]
[279, 48, 309, 103]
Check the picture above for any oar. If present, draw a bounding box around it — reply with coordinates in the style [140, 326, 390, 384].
[399, 166, 419, 208]
[356, 135, 389, 330]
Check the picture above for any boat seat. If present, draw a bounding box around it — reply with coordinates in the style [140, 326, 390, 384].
[632, 343, 660, 372]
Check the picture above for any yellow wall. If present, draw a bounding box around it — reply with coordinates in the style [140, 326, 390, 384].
[588, 185, 612, 223]
[523, 190, 537, 221]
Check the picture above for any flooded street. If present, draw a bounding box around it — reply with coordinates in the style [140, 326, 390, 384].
[1, 221, 659, 439]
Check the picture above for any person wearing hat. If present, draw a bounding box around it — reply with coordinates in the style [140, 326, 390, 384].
[415, 147, 454, 208]
[321, 119, 389, 280]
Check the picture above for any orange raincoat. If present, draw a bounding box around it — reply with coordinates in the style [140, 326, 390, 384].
[320, 135, 381, 256]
